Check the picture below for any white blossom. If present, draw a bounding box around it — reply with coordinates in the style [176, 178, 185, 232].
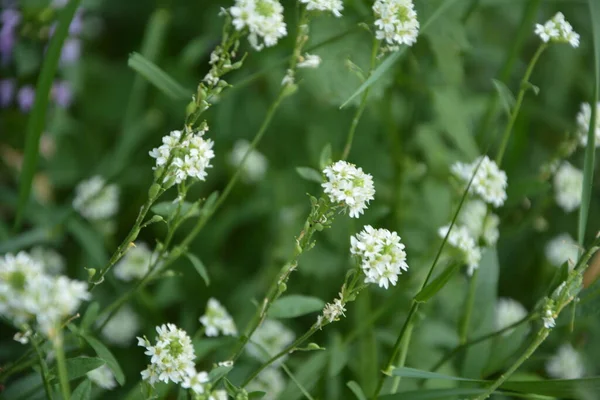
[113, 242, 158, 282]
[281, 68, 295, 86]
[247, 319, 294, 364]
[576, 102, 600, 148]
[29, 246, 65, 275]
[209, 390, 228, 400]
[199, 298, 237, 337]
[458, 199, 500, 247]
[373, 0, 419, 51]
[181, 368, 210, 394]
[87, 365, 117, 390]
[542, 304, 556, 329]
[246, 368, 285, 400]
[321, 294, 346, 323]
[495, 298, 528, 335]
[138, 323, 196, 386]
[438, 225, 481, 276]
[452, 156, 508, 208]
[322, 161, 376, 218]
[297, 53, 322, 69]
[100, 305, 141, 346]
[350, 226, 409, 289]
[546, 344, 585, 379]
[228, 139, 268, 183]
[535, 12, 579, 48]
[545, 233, 579, 269]
[230, 0, 287, 51]
[13, 329, 32, 344]
[299, 0, 343, 17]
[553, 162, 582, 212]
[72, 176, 119, 220]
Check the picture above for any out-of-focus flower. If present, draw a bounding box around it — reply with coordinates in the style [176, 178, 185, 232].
[373, 0, 420, 51]
[72, 175, 119, 220]
[451, 156, 508, 208]
[535, 12, 579, 48]
[113, 242, 157, 282]
[553, 162, 582, 212]
[545, 233, 579, 268]
[230, 0, 287, 51]
[52, 81, 73, 108]
[100, 305, 141, 346]
[438, 224, 481, 276]
[247, 319, 294, 364]
[299, 0, 344, 17]
[29, 246, 65, 275]
[228, 139, 268, 183]
[546, 343, 585, 379]
[199, 298, 237, 337]
[60, 38, 81, 65]
[17, 85, 35, 112]
[297, 53, 321, 69]
[576, 102, 600, 148]
[246, 368, 285, 400]
[495, 298, 528, 335]
[0, 79, 15, 106]
[87, 365, 117, 390]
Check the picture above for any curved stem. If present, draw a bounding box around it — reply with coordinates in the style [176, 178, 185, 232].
[459, 269, 480, 344]
[53, 334, 71, 400]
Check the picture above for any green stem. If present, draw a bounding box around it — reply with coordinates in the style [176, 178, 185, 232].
[459, 268, 479, 344]
[54, 335, 71, 400]
[389, 321, 414, 393]
[32, 336, 54, 400]
[473, 328, 549, 400]
[495, 43, 547, 165]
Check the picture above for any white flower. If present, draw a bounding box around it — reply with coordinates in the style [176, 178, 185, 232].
[87, 365, 117, 390]
[452, 156, 508, 208]
[545, 233, 579, 269]
[246, 368, 285, 400]
[100, 305, 141, 346]
[297, 53, 322, 69]
[542, 305, 556, 329]
[495, 298, 528, 335]
[281, 68, 295, 86]
[149, 126, 215, 186]
[138, 323, 196, 386]
[228, 139, 268, 183]
[29, 246, 65, 275]
[322, 294, 346, 323]
[350, 226, 409, 289]
[114, 242, 158, 281]
[181, 368, 210, 394]
[546, 344, 585, 379]
[230, 0, 287, 51]
[299, 0, 344, 17]
[209, 390, 228, 400]
[247, 320, 295, 364]
[438, 225, 481, 276]
[535, 12, 579, 48]
[13, 329, 32, 344]
[322, 161, 376, 218]
[72, 176, 119, 220]
[199, 298, 237, 337]
[576, 102, 600, 148]
[553, 162, 583, 212]
[458, 200, 500, 247]
[373, 0, 420, 51]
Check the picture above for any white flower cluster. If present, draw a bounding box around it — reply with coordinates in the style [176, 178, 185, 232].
[546, 343, 585, 380]
[373, 0, 419, 51]
[458, 199, 500, 247]
[542, 303, 556, 329]
[0, 252, 89, 339]
[495, 298, 528, 335]
[451, 156, 508, 208]
[113, 242, 157, 281]
[73, 175, 119, 220]
[545, 233, 579, 269]
[138, 323, 196, 386]
[29, 246, 65, 275]
[299, 0, 344, 17]
[246, 368, 285, 400]
[320, 293, 346, 324]
[100, 305, 141, 346]
[230, 0, 287, 51]
[350, 225, 409, 289]
[247, 319, 295, 364]
[199, 298, 237, 337]
[297, 53, 322, 69]
[87, 365, 117, 390]
[535, 12, 580, 48]
[322, 161, 375, 218]
[149, 127, 215, 186]
[576, 102, 600, 148]
[228, 139, 268, 183]
[553, 161, 582, 212]
[438, 225, 481, 276]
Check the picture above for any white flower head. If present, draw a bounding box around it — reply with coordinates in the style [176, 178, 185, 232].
[546, 343, 585, 379]
[199, 297, 237, 337]
[13, 329, 32, 344]
[138, 323, 196, 386]
[451, 156, 508, 208]
[495, 298, 528, 335]
[29, 246, 65, 275]
[373, 0, 420, 51]
[246, 368, 285, 400]
[321, 294, 346, 323]
[247, 319, 295, 364]
[322, 160, 375, 218]
[299, 0, 344, 17]
[114, 242, 158, 282]
[100, 305, 141, 346]
[297, 53, 322, 69]
[228, 139, 268, 183]
[230, 0, 287, 51]
[72, 176, 119, 220]
[181, 368, 210, 394]
[350, 226, 409, 289]
[542, 303, 556, 329]
[87, 365, 117, 390]
[438, 225, 481, 276]
[576, 102, 600, 148]
[553, 162, 583, 212]
[545, 233, 579, 269]
[535, 12, 579, 48]
[458, 199, 500, 247]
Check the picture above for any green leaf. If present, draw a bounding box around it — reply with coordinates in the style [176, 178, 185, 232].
[390, 367, 478, 382]
[347, 381, 368, 400]
[319, 144, 332, 170]
[378, 388, 486, 399]
[152, 201, 199, 220]
[55, 357, 105, 381]
[501, 377, 600, 397]
[414, 263, 459, 303]
[66, 217, 108, 268]
[82, 335, 125, 385]
[80, 302, 100, 332]
[185, 252, 210, 286]
[547, 261, 570, 296]
[201, 191, 220, 217]
[72, 379, 92, 400]
[208, 364, 233, 382]
[339, 0, 460, 108]
[280, 352, 328, 400]
[128, 52, 190, 100]
[15, 0, 82, 229]
[177, 386, 189, 400]
[579, 0, 600, 248]
[248, 391, 266, 399]
[491, 79, 516, 118]
[295, 167, 323, 183]
[268, 295, 325, 318]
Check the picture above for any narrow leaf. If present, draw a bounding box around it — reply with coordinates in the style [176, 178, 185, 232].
[296, 167, 323, 183]
[72, 379, 92, 400]
[152, 201, 199, 220]
[347, 381, 368, 400]
[491, 79, 516, 117]
[378, 388, 485, 400]
[248, 391, 267, 399]
[82, 335, 125, 385]
[80, 302, 100, 332]
[128, 52, 190, 100]
[390, 367, 478, 382]
[414, 263, 459, 303]
[66, 217, 108, 267]
[185, 252, 210, 286]
[268, 295, 325, 318]
[319, 144, 332, 170]
[208, 364, 234, 382]
[201, 191, 220, 217]
[56, 357, 105, 381]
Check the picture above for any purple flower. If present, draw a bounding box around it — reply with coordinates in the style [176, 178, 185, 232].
[1, 8, 21, 28]
[0, 79, 15, 107]
[17, 85, 35, 112]
[0, 28, 15, 65]
[69, 10, 84, 36]
[60, 38, 81, 65]
[52, 80, 73, 108]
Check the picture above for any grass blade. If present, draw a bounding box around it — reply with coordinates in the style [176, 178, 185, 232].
[128, 52, 190, 100]
[14, 0, 82, 229]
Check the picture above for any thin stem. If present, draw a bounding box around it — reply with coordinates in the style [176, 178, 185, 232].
[459, 268, 480, 344]
[32, 336, 53, 400]
[473, 328, 549, 400]
[389, 321, 414, 393]
[495, 43, 547, 165]
[54, 334, 71, 400]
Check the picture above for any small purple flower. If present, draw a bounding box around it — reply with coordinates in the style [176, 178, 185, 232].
[69, 10, 84, 36]
[1, 8, 21, 28]
[52, 80, 73, 108]
[0, 28, 15, 65]
[60, 38, 81, 65]
[17, 85, 35, 112]
[0, 79, 15, 107]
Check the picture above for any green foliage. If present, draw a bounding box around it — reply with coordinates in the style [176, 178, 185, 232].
[268, 295, 325, 318]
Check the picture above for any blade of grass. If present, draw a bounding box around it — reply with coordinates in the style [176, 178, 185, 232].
[14, 0, 82, 230]
[578, 0, 600, 249]
[127, 52, 190, 100]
